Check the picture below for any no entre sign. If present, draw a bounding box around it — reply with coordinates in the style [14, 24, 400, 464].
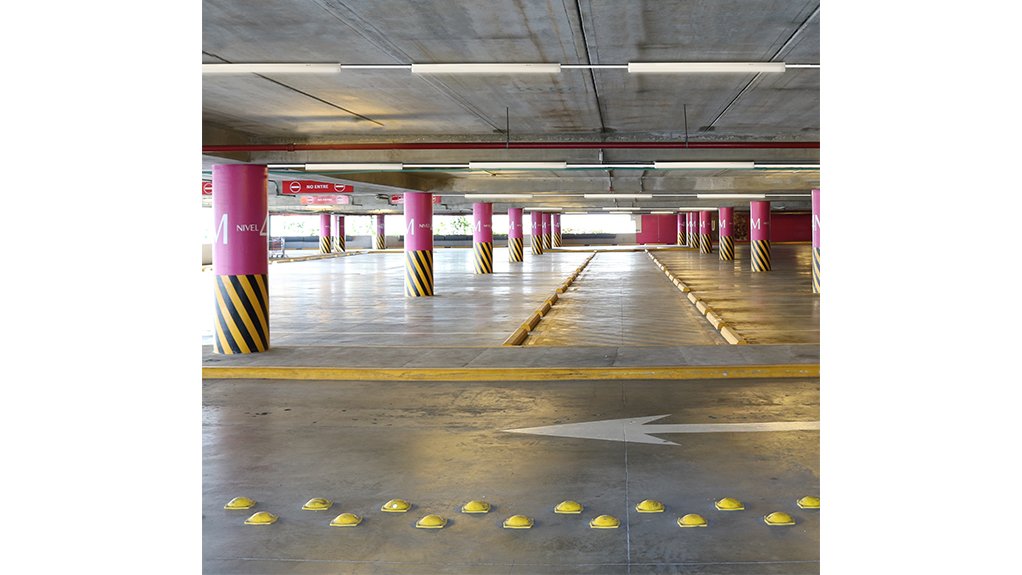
[281, 180, 354, 195]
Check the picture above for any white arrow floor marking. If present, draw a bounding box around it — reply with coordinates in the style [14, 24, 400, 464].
[503, 414, 820, 445]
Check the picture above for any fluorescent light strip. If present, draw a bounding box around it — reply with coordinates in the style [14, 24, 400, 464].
[695, 194, 766, 199]
[603, 207, 639, 211]
[628, 62, 785, 74]
[202, 63, 340, 74]
[267, 164, 305, 169]
[583, 194, 652, 199]
[340, 64, 412, 70]
[563, 212, 589, 214]
[654, 161, 755, 170]
[524, 207, 563, 211]
[766, 193, 812, 197]
[463, 194, 534, 200]
[403, 163, 469, 169]
[650, 211, 676, 214]
[569, 163, 655, 169]
[468, 161, 567, 170]
[412, 63, 561, 74]
[561, 65, 629, 69]
[785, 64, 820, 69]
[305, 163, 403, 171]
[677, 207, 720, 211]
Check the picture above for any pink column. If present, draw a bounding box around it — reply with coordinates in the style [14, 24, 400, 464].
[552, 213, 562, 247]
[531, 211, 544, 255]
[812, 189, 820, 293]
[319, 213, 332, 254]
[699, 211, 712, 254]
[541, 212, 551, 250]
[334, 214, 346, 252]
[404, 193, 434, 296]
[508, 207, 524, 262]
[676, 213, 686, 245]
[472, 202, 494, 274]
[687, 213, 697, 247]
[718, 207, 734, 261]
[750, 200, 772, 272]
[211, 164, 269, 354]
[374, 214, 386, 249]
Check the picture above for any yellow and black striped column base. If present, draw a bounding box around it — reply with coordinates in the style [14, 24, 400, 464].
[405, 249, 434, 297]
[700, 233, 711, 254]
[719, 236, 735, 261]
[751, 239, 772, 272]
[678, 232, 686, 246]
[532, 238, 544, 255]
[542, 233, 551, 250]
[320, 235, 332, 254]
[474, 241, 493, 274]
[812, 247, 820, 293]
[336, 236, 346, 252]
[214, 274, 269, 354]
[509, 237, 524, 262]
[553, 232, 562, 247]
[374, 234, 386, 250]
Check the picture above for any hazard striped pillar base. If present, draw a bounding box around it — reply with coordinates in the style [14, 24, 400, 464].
[320, 235, 332, 254]
[532, 238, 543, 255]
[474, 241, 493, 274]
[751, 239, 772, 272]
[553, 230, 561, 247]
[214, 274, 269, 354]
[552, 213, 562, 247]
[700, 233, 711, 254]
[509, 237, 524, 261]
[374, 234, 386, 250]
[541, 212, 551, 250]
[337, 235, 346, 252]
[678, 230, 686, 245]
[405, 249, 434, 297]
[719, 236, 735, 261]
[812, 248, 821, 293]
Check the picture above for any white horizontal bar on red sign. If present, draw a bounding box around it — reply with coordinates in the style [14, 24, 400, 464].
[281, 180, 354, 195]
[201, 181, 212, 195]
[299, 195, 351, 205]
[390, 195, 442, 205]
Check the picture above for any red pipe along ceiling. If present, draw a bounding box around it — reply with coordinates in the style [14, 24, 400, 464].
[203, 141, 819, 152]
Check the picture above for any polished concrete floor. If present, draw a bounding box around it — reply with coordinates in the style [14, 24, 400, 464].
[203, 247, 816, 349]
[654, 245, 820, 345]
[203, 377, 820, 574]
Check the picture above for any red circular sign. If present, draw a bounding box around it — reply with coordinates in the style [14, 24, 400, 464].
[202, 181, 213, 194]
[289, 181, 302, 193]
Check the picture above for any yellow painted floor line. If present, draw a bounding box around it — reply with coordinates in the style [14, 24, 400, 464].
[202, 363, 819, 381]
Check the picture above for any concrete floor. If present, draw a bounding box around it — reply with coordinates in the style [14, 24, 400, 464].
[203, 377, 820, 574]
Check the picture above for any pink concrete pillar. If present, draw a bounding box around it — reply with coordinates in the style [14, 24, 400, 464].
[812, 189, 820, 293]
[541, 212, 551, 250]
[552, 213, 562, 247]
[699, 211, 712, 254]
[404, 193, 434, 296]
[687, 213, 697, 248]
[676, 213, 686, 245]
[508, 207, 524, 262]
[318, 213, 331, 254]
[718, 207, 734, 261]
[750, 200, 771, 272]
[374, 214, 386, 249]
[472, 202, 494, 274]
[530, 211, 544, 255]
[211, 164, 269, 354]
[334, 215, 346, 252]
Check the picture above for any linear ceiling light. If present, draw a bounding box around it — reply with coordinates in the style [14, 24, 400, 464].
[202, 63, 340, 74]
[650, 211, 676, 214]
[654, 161, 756, 170]
[755, 163, 821, 169]
[568, 163, 655, 170]
[411, 63, 561, 74]
[468, 161, 567, 170]
[695, 194, 766, 199]
[583, 194, 652, 199]
[628, 62, 785, 73]
[304, 163, 403, 171]
[603, 207, 639, 211]
[677, 207, 720, 211]
[463, 194, 534, 200]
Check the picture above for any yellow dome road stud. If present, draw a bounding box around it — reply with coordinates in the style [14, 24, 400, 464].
[381, 499, 411, 513]
[677, 513, 708, 528]
[764, 511, 796, 526]
[224, 496, 256, 510]
[415, 514, 447, 529]
[589, 514, 620, 529]
[554, 500, 583, 514]
[243, 511, 278, 525]
[796, 496, 820, 509]
[502, 515, 534, 529]
[635, 499, 665, 513]
[461, 500, 491, 514]
[302, 498, 333, 511]
[714, 497, 745, 511]
[329, 513, 363, 527]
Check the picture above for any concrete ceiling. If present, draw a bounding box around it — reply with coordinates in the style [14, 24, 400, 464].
[202, 0, 820, 215]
